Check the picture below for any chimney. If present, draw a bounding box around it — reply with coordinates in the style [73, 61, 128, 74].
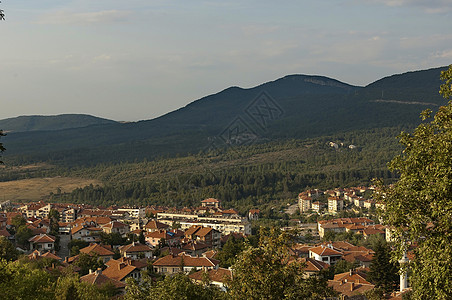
[89, 269, 93, 274]
[95, 268, 102, 275]
[350, 282, 354, 292]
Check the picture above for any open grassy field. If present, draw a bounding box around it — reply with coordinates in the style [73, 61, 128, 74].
[0, 177, 101, 202]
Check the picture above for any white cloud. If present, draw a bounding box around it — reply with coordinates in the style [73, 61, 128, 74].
[37, 10, 132, 25]
[432, 49, 452, 59]
[360, 0, 452, 13]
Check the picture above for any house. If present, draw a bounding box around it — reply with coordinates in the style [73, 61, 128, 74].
[185, 225, 221, 248]
[80, 268, 126, 292]
[189, 268, 232, 291]
[102, 259, 143, 282]
[119, 242, 153, 259]
[201, 198, 221, 208]
[144, 220, 170, 233]
[28, 234, 56, 251]
[309, 244, 343, 265]
[28, 250, 62, 261]
[101, 221, 130, 236]
[181, 241, 210, 256]
[248, 209, 260, 220]
[328, 269, 375, 298]
[296, 257, 329, 278]
[145, 230, 181, 247]
[153, 252, 219, 275]
[71, 225, 102, 242]
[79, 243, 115, 263]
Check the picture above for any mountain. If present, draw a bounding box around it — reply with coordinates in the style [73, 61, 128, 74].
[0, 114, 117, 133]
[2, 66, 448, 166]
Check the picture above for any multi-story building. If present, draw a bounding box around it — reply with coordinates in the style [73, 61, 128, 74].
[328, 197, 344, 214]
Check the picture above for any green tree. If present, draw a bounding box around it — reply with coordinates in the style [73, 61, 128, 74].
[15, 225, 33, 249]
[0, 236, 18, 261]
[11, 214, 26, 228]
[139, 230, 146, 245]
[54, 275, 109, 300]
[0, 259, 55, 299]
[367, 240, 399, 292]
[216, 235, 245, 268]
[68, 239, 89, 256]
[376, 65, 452, 299]
[227, 227, 336, 300]
[75, 252, 104, 276]
[124, 273, 225, 300]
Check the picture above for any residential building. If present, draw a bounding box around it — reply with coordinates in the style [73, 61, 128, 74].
[29, 234, 56, 251]
[79, 243, 115, 263]
[119, 242, 153, 259]
[328, 197, 344, 214]
[298, 194, 312, 213]
[153, 252, 219, 275]
[189, 268, 232, 292]
[309, 244, 343, 265]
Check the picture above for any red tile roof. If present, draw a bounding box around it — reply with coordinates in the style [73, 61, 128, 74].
[120, 242, 152, 253]
[153, 253, 219, 268]
[80, 269, 126, 288]
[28, 234, 56, 243]
[309, 245, 342, 257]
[80, 243, 115, 257]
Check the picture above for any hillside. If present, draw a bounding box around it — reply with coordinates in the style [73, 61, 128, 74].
[1, 66, 448, 166]
[0, 114, 117, 133]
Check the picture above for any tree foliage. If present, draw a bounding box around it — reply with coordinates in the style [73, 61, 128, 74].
[74, 253, 104, 276]
[0, 237, 18, 261]
[227, 227, 336, 300]
[376, 65, 452, 299]
[367, 240, 399, 292]
[124, 273, 225, 300]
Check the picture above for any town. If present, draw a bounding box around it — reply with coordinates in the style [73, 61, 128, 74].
[0, 185, 410, 299]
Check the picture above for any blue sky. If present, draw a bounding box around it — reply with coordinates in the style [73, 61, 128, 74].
[1, 0, 451, 121]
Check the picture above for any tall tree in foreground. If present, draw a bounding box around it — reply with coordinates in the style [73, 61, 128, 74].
[367, 240, 399, 292]
[375, 65, 452, 299]
[227, 227, 335, 300]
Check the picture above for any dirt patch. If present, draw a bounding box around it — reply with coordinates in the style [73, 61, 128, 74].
[0, 177, 101, 202]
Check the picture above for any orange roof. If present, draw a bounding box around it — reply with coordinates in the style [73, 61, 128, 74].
[80, 270, 126, 288]
[328, 280, 375, 297]
[144, 220, 169, 230]
[41, 251, 62, 260]
[80, 243, 115, 257]
[300, 257, 330, 272]
[120, 242, 152, 253]
[309, 245, 342, 257]
[201, 198, 220, 203]
[195, 227, 214, 237]
[102, 221, 128, 229]
[333, 270, 371, 284]
[153, 253, 219, 268]
[102, 260, 139, 281]
[29, 234, 56, 243]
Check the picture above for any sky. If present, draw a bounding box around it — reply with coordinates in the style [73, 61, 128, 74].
[1, 0, 451, 122]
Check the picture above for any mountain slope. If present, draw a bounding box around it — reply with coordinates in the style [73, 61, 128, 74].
[0, 114, 117, 133]
[2, 66, 448, 166]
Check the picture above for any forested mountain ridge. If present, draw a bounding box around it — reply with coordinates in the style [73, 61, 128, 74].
[1, 66, 447, 166]
[0, 114, 118, 133]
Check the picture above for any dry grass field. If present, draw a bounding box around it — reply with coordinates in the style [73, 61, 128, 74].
[0, 177, 101, 202]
